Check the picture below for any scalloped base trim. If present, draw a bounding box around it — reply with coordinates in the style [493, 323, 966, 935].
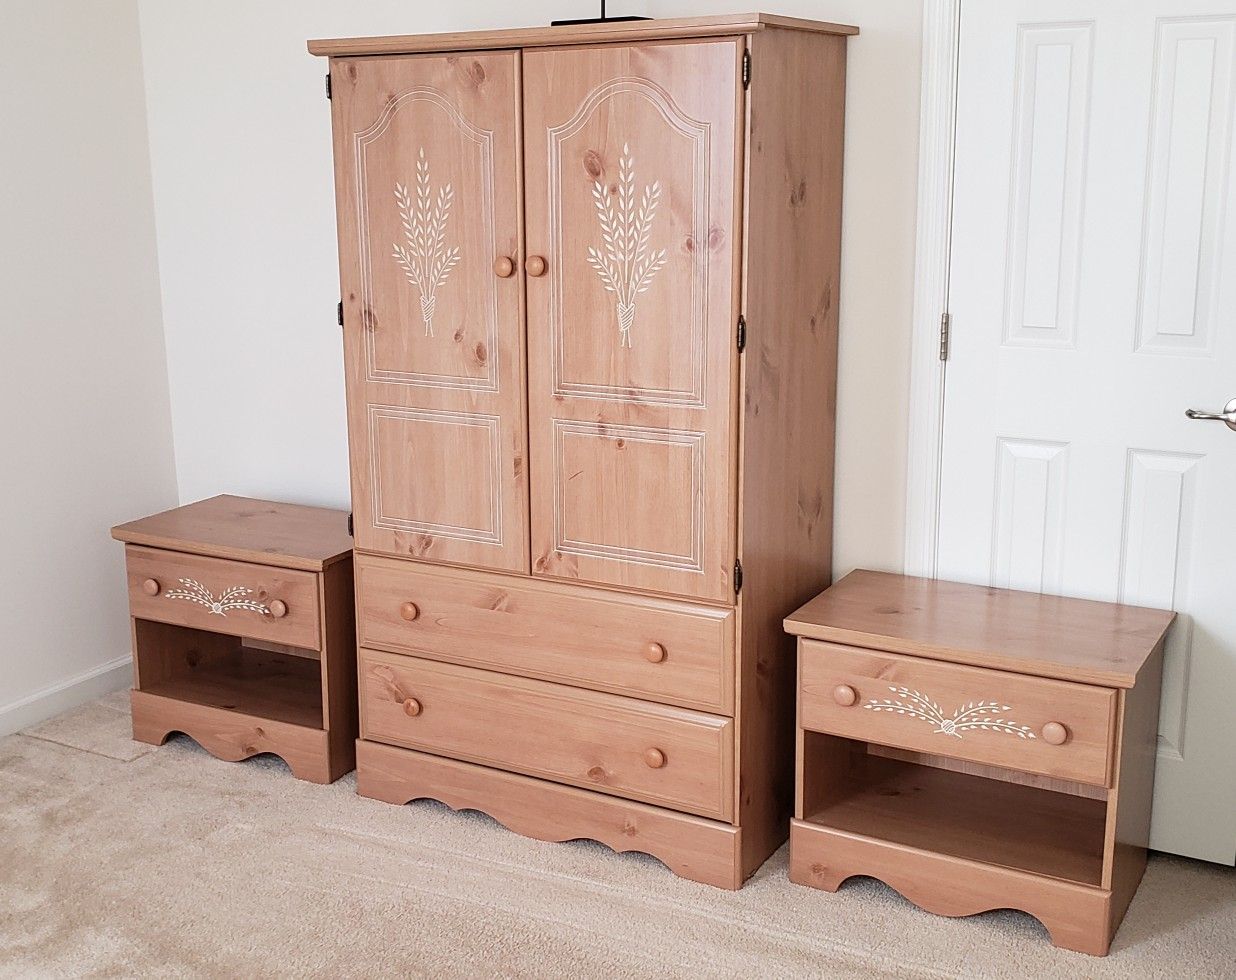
[790, 820, 1118, 956]
[355, 739, 743, 888]
[130, 690, 349, 784]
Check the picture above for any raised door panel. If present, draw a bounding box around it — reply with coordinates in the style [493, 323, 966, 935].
[522, 40, 744, 603]
[330, 53, 528, 572]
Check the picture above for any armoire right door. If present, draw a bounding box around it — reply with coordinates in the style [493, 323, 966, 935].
[522, 39, 744, 604]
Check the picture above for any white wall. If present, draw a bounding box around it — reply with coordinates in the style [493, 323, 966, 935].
[0, 0, 178, 732]
[139, 0, 920, 575]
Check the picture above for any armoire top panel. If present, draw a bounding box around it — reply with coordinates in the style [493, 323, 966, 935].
[307, 12, 859, 58]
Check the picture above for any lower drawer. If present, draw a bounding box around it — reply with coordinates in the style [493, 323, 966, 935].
[360, 649, 734, 820]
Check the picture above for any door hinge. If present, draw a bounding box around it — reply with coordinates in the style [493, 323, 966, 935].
[347, 512, 353, 537]
[325, 71, 332, 100]
[734, 559, 744, 595]
[742, 50, 751, 90]
[337, 301, 344, 327]
[736, 314, 747, 353]
[939, 311, 951, 361]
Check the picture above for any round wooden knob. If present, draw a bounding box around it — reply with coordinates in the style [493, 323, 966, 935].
[402, 697, 422, 717]
[644, 642, 667, 663]
[526, 255, 547, 277]
[493, 256, 515, 278]
[399, 601, 420, 622]
[141, 578, 160, 596]
[644, 748, 666, 769]
[833, 684, 858, 707]
[1042, 722, 1069, 745]
[267, 599, 288, 619]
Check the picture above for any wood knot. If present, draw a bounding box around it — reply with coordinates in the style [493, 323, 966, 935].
[789, 180, 807, 207]
[582, 149, 604, 180]
[467, 60, 486, 86]
[587, 765, 607, 782]
[453, 328, 464, 343]
[707, 227, 725, 250]
[621, 820, 639, 838]
[474, 341, 487, 364]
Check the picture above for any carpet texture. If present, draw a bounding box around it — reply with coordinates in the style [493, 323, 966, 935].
[1, 693, 1233, 979]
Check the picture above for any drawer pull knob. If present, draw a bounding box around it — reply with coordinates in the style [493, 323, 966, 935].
[833, 684, 858, 707]
[142, 578, 160, 596]
[1041, 722, 1069, 745]
[644, 642, 667, 663]
[399, 601, 420, 622]
[267, 599, 288, 619]
[526, 255, 548, 277]
[644, 747, 666, 769]
[402, 697, 422, 717]
[493, 255, 515, 278]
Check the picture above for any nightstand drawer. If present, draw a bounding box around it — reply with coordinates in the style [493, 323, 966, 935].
[798, 640, 1116, 786]
[355, 554, 733, 712]
[125, 545, 321, 650]
[359, 649, 734, 820]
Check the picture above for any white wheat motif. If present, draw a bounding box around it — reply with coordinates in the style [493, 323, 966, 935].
[864, 686, 1037, 739]
[164, 579, 271, 617]
[586, 143, 669, 349]
[392, 148, 461, 337]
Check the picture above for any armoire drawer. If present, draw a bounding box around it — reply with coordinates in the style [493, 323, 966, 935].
[355, 554, 733, 713]
[125, 545, 321, 650]
[798, 640, 1117, 786]
[360, 649, 734, 820]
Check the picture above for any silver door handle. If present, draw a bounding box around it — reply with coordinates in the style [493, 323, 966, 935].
[1185, 397, 1236, 431]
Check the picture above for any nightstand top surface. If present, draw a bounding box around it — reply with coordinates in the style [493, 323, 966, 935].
[785, 570, 1175, 688]
[111, 494, 352, 571]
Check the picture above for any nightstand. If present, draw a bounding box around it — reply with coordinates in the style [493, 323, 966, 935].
[784, 571, 1174, 956]
[112, 495, 355, 783]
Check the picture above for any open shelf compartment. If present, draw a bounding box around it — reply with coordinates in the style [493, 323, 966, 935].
[798, 731, 1107, 887]
[133, 619, 324, 730]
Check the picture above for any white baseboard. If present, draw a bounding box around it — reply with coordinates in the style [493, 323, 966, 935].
[0, 655, 133, 737]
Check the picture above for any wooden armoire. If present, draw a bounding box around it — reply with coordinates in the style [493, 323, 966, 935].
[310, 12, 854, 888]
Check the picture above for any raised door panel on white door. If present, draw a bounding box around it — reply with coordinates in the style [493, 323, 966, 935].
[940, 1, 1236, 863]
[330, 53, 528, 572]
[522, 40, 743, 602]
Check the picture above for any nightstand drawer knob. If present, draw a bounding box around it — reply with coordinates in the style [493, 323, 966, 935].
[644, 642, 667, 663]
[400, 601, 420, 622]
[403, 697, 422, 717]
[526, 255, 547, 277]
[142, 578, 160, 596]
[267, 599, 288, 619]
[644, 747, 666, 769]
[833, 684, 858, 707]
[494, 255, 515, 278]
[1041, 721, 1069, 745]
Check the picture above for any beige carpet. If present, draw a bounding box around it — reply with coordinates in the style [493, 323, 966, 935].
[3, 692, 1234, 979]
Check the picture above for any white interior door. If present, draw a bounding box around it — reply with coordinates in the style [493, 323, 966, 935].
[939, 0, 1236, 863]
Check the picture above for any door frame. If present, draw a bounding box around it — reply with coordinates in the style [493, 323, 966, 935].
[903, 0, 962, 578]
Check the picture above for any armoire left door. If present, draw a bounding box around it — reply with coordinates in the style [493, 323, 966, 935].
[330, 52, 529, 572]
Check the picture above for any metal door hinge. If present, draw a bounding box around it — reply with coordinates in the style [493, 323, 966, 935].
[337, 301, 344, 327]
[737, 314, 747, 353]
[347, 512, 353, 537]
[742, 50, 751, 90]
[939, 311, 951, 361]
[325, 72, 333, 100]
[734, 559, 744, 595]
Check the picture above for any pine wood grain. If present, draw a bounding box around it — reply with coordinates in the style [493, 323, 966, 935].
[308, 13, 858, 58]
[785, 570, 1175, 688]
[733, 25, 848, 879]
[799, 639, 1117, 787]
[790, 822, 1115, 956]
[355, 552, 734, 712]
[359, 649, 734, 820]
[521, 38, 742, 602]
[330, 51, 530, 573]
[356, 739, 743, 888]
[111, 494, 352, 571]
